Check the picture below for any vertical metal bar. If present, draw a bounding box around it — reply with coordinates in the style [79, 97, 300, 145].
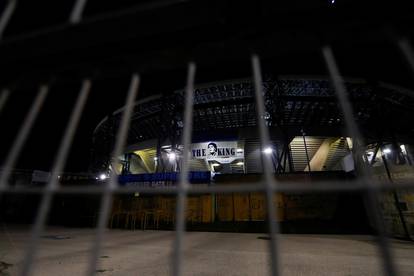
[283, 148, 288, 173]
[86, 74, 140, 276]
[0, 0, 16, 39]
[398, 38, 414, 75]
[0, 86, 48, 191]
[276, 147, 285, 173]
[69, 0, 88, 24]
[322, 46, 397, 276]
[252, 54, 280, 276]
[301, 130, 311, 172]
[172, 62, 196, 276]
[0, 89, 10, 114]
[287, 143, 294, 172]
[20, 80, 91, 276]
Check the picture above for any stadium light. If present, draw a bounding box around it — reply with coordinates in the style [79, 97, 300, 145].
[263, 147, 273, 155]
[168, 152, 176, 161]
[383, 148, 391, 154]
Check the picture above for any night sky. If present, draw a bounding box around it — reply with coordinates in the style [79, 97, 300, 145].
[0, 0, 413, 173]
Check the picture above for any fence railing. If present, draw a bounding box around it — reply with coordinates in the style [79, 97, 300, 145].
[1, 1, 414, 276]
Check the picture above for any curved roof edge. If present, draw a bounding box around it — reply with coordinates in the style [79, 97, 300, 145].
[93, 94, 162, 134]
[93, 77, 414, 134]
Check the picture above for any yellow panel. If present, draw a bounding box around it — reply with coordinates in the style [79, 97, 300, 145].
[273, 193, 285, 222]
[250, 193, 265, 221]
[234, 193, 250, 221]
[217, 194, 234, 221]
[186, 196, 201, 223]
[134, 148, 157, 173]
[201, 195, 212, 223]
[113, 163, 123, 174]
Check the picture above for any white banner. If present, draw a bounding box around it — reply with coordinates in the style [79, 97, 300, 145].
[191, 141, 243, 164]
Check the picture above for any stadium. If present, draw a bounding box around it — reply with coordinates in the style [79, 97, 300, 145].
[1, 1, 414, 275]
[91, 77, 414, 235]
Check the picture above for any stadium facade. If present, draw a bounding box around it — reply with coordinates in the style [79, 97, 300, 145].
[92, 77, 414, 236]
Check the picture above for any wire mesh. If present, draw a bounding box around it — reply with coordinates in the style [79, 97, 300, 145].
[0, 1, 414, 276]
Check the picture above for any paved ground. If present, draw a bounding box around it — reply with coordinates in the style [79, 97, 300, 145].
[1, 226, 414, 276]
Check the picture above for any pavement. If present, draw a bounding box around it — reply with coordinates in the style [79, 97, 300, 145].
[1, 225, 414, 276]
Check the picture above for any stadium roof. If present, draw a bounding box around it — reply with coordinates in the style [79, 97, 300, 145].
[93, 77, 414, 147]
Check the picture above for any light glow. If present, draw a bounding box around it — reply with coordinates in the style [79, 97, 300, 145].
[168, 152, 176, 161]
[236, 162, 244, 166]
[383, 148, 391, 154]
[99, 173, 107, 180]
[263, 147, 273, 155]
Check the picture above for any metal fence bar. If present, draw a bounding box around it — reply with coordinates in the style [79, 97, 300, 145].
[398, 38, 414, 76]
[86, 74, 140, 276]
[0, 0, 16, 39]
[1, 179, 413, 195]
[172, 62, 196, 276]
[20, 80, 91, 276]
[0, 85, 48, 191]
[0, 89, 10, 115]
[322, 46, 398, 276]
[70, 0, 89, 24]
[252, 54, 280, 276]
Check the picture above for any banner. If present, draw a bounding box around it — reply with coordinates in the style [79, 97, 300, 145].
[191, 141, 243, 164]
[118, 171, 211, 186]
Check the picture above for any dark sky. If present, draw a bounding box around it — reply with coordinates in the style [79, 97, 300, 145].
[1, 43, 412, 173]
[0, 70, 191, 172]
[0, 0, 413, 172]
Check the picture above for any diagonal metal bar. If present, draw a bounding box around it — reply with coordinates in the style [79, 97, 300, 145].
[322, 46, 398, 276]
[172, 62, 196, 276]
[0, 85, 48, 191]
[86, 74, 140, 276]
[252, 54, 280, 276]
[0, 0, 16, 39]
[398, 38, 414, 76]
[19, 80, 91, 276]
[0, 89, 10, 115]
[69, 0, 89, 24]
